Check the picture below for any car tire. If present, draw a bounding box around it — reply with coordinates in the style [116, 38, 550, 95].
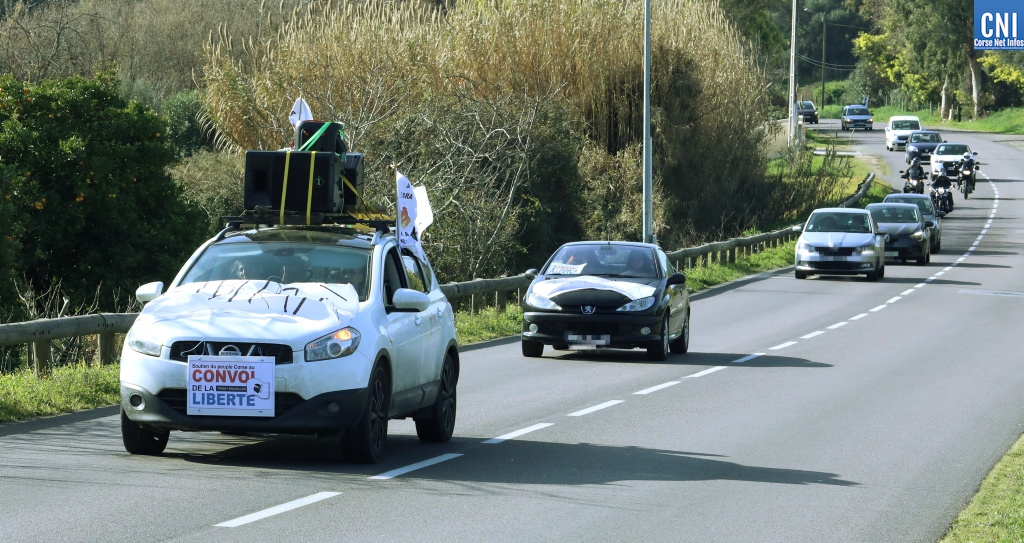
[795, 269, 808, 279]
[669, 309, 689, 355]
[415, 352, 457, 443]
[866, 266, 880, 281]
[879, 264, 885, 278]
[521, 339, 543, 358]
[647, 317, 669, 361]
[342, 364, 389, 463]
[936, 239, 941, 252]
[916, 253, 927, 266]
[121, 408, 169, 455]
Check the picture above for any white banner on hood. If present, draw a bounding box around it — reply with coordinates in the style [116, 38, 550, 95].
[397, 170, 430, 262]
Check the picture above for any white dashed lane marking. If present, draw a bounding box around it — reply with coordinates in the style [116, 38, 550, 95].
[685, 366, 727, 378]
[769, 341, 797, 350]
[849, 313, 869, 321]
[801, 331, 825, 339]
[869, 305, 887, 312]
[567, 400, 624, 417]
[370, 454, 463, 480]
[732, 353, 764, 364]
[901, 289, 915, 295]
[483, 423, 554, 444]
[215, 492, 342, 527]
[635, 382, 681, 395]
[827, 322, 848, 329]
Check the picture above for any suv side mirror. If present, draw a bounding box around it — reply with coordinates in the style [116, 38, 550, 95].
[390, 288, 430, 312]
[136, 281, 164, 303]
[525, 268, 538, 280]
[936, 210, 947, 218]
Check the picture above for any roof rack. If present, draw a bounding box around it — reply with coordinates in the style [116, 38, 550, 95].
[222, 206, 394, 234]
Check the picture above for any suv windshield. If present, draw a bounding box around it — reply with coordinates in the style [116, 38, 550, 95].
[181, 242, 372, 300]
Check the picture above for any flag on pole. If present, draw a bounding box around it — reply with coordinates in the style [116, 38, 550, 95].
[396, 170, 431, 262]
[289, 98, 313, 127]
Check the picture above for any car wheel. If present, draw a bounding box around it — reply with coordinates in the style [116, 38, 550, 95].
[936, 238, 941, 252]
[342, 364, 389, 463]
[795, 269, 807, 279]
[669, 309, 689, 354]
[916, 253, 927, 266]
[647, 317, 669, 361]
[866, 265, 879, 281]
[415, 352, 457, 443]
[521, 339, 543, 358]
[121, 408, 169, 455]
[878, 264, 885, 278]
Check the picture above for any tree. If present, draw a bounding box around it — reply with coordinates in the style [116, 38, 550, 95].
[0, 72, 207, 313]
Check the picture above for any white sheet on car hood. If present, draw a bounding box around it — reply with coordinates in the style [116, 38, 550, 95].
[139, 280, 358, 332]
[531, 276, 656, 300]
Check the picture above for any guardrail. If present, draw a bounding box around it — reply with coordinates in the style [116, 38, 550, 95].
[0, 173, 875, 376]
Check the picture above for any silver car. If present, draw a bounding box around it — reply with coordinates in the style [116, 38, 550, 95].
[841, 105, 873, 131]
[883, 193, 944, 252]
[793, 208, 887, 281]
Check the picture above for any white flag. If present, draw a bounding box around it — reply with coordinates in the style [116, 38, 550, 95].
[289, 98, 313, 127]
[396, 171, 429, 262]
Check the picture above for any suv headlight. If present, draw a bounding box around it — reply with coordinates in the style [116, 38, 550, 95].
[617, 296, 655, 312]
[525, 292, 561, 310]
[305, 328, 360, 362]
[125, 328, 162, 357]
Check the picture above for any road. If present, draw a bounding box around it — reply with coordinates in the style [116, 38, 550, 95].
[3, 122, 1024, 542]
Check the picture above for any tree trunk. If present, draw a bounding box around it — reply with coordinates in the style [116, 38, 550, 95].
[940, 77, 950, 120]
[969, 56, 981, 119]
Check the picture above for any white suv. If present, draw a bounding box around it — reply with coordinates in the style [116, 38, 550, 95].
[885, 116, 922, 151]
[119, 223, 459, 463]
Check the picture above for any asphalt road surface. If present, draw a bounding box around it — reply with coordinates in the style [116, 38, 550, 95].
[3, 122, 1024, 542]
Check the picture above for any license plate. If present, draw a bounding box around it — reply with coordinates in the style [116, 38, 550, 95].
[566, 334, 610, 345]
[884, 251, 898, 257]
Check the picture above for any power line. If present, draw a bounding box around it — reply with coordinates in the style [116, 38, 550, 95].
[798, 54, 859, 69]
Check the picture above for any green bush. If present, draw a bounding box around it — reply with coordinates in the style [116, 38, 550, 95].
[0, 72, 207, 313]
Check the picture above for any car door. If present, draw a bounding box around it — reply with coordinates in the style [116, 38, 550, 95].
[378, 245, 426, 397]
[401, 251, 444, 387]
[658, 250, 688, 337]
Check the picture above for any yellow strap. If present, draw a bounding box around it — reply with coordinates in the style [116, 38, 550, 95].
[342, 176, 369, 205]
[306, 151, 317, 225]
[279, 150, 292, 225]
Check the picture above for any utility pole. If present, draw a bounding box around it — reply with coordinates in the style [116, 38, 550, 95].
[820, 13, 826, 111]
[642, 0, 653, 243]
[787, 0, 797, 148]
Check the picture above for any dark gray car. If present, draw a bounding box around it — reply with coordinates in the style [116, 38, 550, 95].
[883, 193, 944, 252]
[905, 130, 944, 164]
[796, 101, 818, 124]
[867, 203, 933, 265]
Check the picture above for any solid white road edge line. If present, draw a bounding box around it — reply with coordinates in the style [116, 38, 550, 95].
[800, 331, 825, 339]
[369, 454, 463, 480]
[215, 492, 342, 528]
[769, 341, 797, 350]
[567, 400, 624, 417]
[635, 381, 682, 395]
[483, 423, 554, 444]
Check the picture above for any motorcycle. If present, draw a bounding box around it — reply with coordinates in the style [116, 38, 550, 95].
[959, 161, 979, 199]
[900, 168, 927, 194]
[931, 176, 954, 214]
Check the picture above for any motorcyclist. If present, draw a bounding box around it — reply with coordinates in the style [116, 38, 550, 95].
[901, 158, 926, 194]
[957, 151, 977, 195]
[930, 173, 954, 213]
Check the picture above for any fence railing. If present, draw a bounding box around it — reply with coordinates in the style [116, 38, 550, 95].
[0, 173, 875, 376]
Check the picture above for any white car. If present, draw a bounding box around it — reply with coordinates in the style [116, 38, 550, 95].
[930, 142, 975, 177]
[119, 224, 459, 463]
[884, 116, 922, 151]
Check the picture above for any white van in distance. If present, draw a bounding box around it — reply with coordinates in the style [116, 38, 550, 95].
[885, 116, 922, 151]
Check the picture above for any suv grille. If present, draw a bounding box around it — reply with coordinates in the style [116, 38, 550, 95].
[170, 341, 293, 365]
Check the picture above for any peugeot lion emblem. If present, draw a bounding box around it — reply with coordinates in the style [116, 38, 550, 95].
[219, 345, 242, 356]
[582, 305, 596, 315]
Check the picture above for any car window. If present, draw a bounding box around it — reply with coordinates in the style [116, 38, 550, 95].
[544, 245, 659, 277]
[807, 212, 871, 233]
[936, 144, 969, 155]
[181, 243, 371, 299]
[382, 248, 407, 305]
[401, 254, 428, 293]
[870, 206, 920, 224]
[920, 133, 941, 143]
[846, 107, 869, 115]
[886, 196, 934, 216]
[892, 120, 920, 130]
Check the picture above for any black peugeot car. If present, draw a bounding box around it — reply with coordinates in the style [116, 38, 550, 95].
[904, 130, 944, 164]
[521, 241, 690, 361]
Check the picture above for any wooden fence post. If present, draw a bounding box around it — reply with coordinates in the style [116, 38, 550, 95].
[98, 332, 116, 366]
[32, 340, 51, 377]
[496, 290, 507, 313]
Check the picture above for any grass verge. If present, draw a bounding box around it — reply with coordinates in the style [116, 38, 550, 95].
[941, 433, 1024, 541]
[0, 363, 120, 423]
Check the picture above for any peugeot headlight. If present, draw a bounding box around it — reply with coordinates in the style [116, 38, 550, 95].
[305, 328, 360, 362]
[525, 292, 561, 310]
[617, 296, 655, 312]
[125, 328, 162, 357]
